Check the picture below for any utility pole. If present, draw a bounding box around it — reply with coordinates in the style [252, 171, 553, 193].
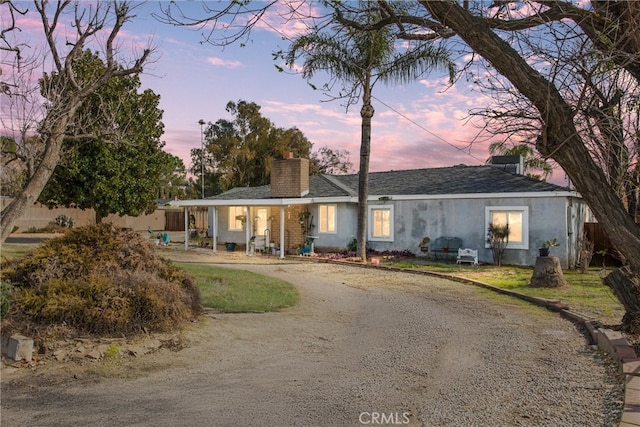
[198, 119, 205, 199]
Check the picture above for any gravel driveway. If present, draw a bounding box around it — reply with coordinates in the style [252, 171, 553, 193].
[1, 256, 623, 426]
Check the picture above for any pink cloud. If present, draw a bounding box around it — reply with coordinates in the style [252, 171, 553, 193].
[253, 0, 325, 39]
[206, 57, 244, 68]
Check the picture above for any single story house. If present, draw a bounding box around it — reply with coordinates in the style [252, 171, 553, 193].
[171, 155, 587, 267]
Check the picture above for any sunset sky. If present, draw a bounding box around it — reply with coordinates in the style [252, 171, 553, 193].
[3, 1, 569, 184]
[134, 1, 493, 173]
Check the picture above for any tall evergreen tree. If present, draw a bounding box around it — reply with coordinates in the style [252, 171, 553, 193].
[197, 100, 314, 192]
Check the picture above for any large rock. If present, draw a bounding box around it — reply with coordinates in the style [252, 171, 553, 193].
[529, 256, 567, 288]
[1, 334, 34, 362]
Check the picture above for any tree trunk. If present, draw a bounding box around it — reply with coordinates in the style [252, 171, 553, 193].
[0, 117, 68, 241]
[579, 250, 593, 274]
[604, 267, 640, 332]
[357, 79, 374, 263]
[529, 256, 567, 288]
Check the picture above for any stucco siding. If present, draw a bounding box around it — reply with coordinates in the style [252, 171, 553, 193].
[365, 195, 583, 267]
[215, 206, 247, 244]
[310, 203, 358, 249]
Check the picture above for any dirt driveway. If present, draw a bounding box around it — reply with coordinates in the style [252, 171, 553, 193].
[1, 253, 623, 426]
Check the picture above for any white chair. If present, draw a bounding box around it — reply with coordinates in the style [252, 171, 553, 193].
[253, 235, 266, 252]
[456, 248, 478, 266]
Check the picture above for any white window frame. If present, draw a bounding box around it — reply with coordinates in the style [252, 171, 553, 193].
[368, 205, 394, 242]
[485, 206, 529, 250]
[228, 206, 245, 231]
[318, 204, 337, 234]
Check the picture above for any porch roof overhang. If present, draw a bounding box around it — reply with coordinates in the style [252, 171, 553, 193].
[170, 196, 357, 208]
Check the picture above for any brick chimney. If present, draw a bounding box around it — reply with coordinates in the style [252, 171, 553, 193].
[270, 157, 310, 197]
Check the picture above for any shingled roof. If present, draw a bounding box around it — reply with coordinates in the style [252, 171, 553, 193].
[205, 164, 571, 201]
[335, 165, 569, 196]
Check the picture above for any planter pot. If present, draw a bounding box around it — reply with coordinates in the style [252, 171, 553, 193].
[419, 247, 429, 253]
[226, 242, 236, 251]
[539, 247, 550, 257]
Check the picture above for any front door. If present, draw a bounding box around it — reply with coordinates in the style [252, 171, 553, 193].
[254, 208, 269, 236]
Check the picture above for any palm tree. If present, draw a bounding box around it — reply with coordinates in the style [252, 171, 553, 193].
[286, 12, 454, 262]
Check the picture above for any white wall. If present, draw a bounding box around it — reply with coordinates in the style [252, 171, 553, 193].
[337, 195, 583, 267]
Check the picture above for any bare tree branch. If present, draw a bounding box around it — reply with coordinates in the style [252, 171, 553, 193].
[1, 0, 155, 241]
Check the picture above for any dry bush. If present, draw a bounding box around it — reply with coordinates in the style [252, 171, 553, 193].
[2, 223, 201, 337]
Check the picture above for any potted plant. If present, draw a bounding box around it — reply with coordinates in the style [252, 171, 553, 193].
[539, 238, 559, 257]
[235, 215, 247, 227]
[418, 236, 431, 252]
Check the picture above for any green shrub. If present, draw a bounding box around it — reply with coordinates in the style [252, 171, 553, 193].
[2, 223, 201, 336]
[24, 222, 69, 233]
[54, 214, 75, 228]
[0, 280, 14, 319]
[346, 237, 370, 253]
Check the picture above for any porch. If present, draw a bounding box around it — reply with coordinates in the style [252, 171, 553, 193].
[172, 202, 317, 260]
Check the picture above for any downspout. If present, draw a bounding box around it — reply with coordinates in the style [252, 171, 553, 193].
[183, 207, 189, 250]
[212, 207, 217, 253]
[566, 197, 580, 269]
[280, 206, 285, 259]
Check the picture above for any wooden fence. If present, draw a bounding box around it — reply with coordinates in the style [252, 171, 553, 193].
[0, 197, 203, 233]
[165, 211, 185, 231]
[164, 208, 208, 231]
[583, 222, 639, 267]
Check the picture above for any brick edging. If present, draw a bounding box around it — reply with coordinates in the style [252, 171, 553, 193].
[288, 255, 636, 425]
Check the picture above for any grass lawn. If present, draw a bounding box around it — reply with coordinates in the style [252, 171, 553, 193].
[384, 258, 624, 325]
[176, 262, 299, 313]
[0, 243, 36, 261]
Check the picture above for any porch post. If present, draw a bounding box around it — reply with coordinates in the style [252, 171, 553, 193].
[280, 206, 285, 259]
[183, 207, 189, 250]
